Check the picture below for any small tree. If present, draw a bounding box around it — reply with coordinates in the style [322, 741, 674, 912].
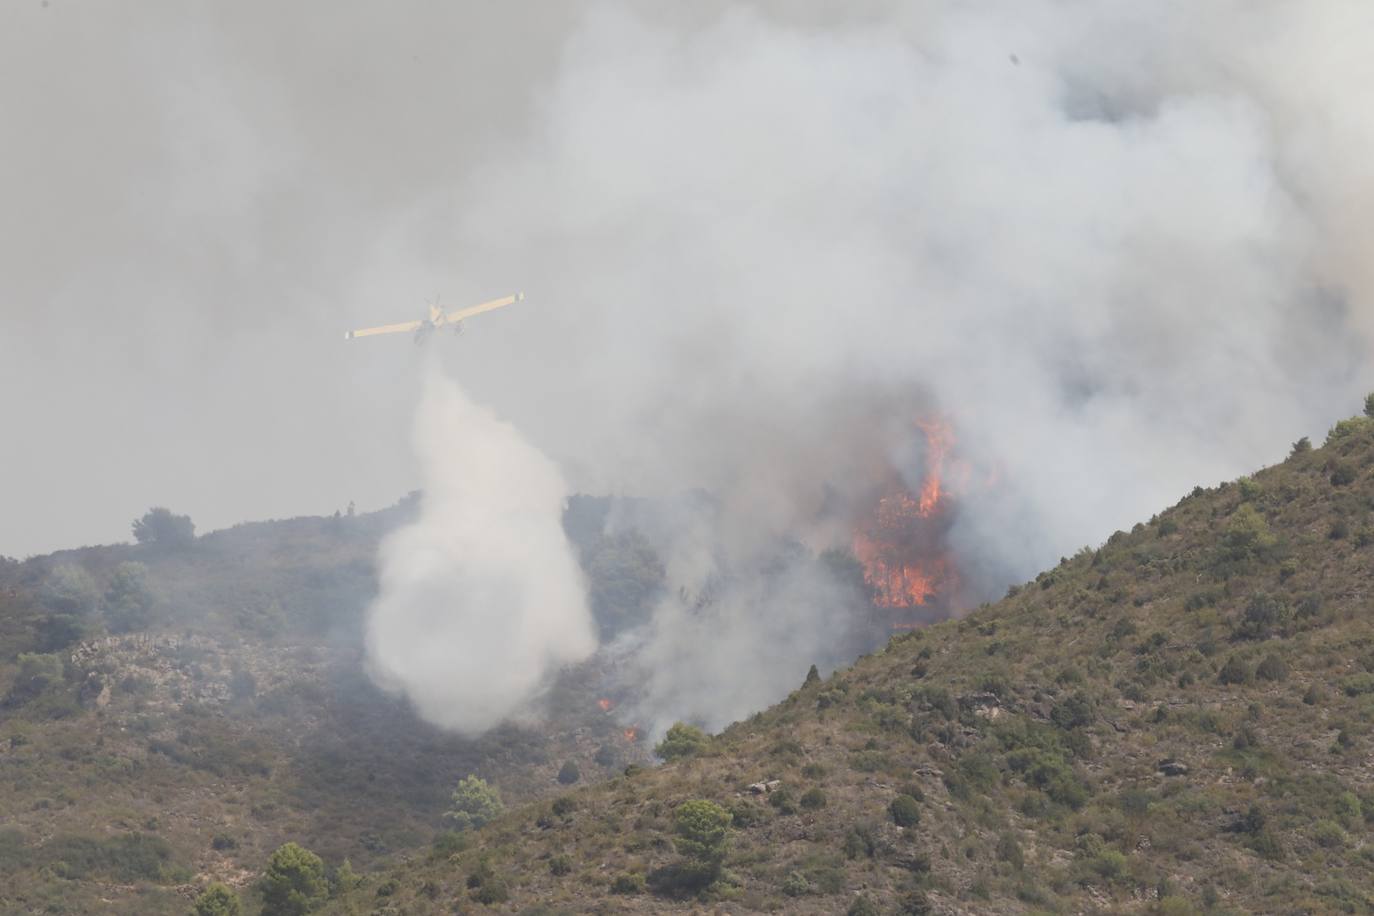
[673, 799, 732, 883]
[132, 507, 195, 548]
[446, 775, 504, 831]
[1365, 392, 1374, 419]
[889, 794, 921, 827]
[655, 722, 709, 761]
[193, 882, 241, 916]
[260, 842, 327, 916]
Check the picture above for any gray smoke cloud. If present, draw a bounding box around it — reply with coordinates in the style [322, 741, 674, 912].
[5, 2, 1373, 733]
[364, 363, 595, 734]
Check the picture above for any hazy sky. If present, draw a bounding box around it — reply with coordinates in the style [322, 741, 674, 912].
[3, 0, 1371, 563]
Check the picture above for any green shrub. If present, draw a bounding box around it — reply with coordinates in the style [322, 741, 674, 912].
[997, 832, 1025, 869]
[1221, 504, 1278, 561]
[549, 855, 572, 876]
[848, 895, 881, 916]
[446, 775, 504, 831]
[890, 794, 921, 827]
[1312, 820, 1347, 849]
[1050, 691, 1096, 729]
[674, 799, 732, 880]
[551, 795, 576, 818]
[799, 787, 827, 810]
[769, 786, 799, 815]
[1331, 463, 1358, 486]
[1218, 655, 1253, 686]
[132, 507, 196, 548]
[610, 872, 644, 894]
[655, 722, 709, 761]
[1235, 594, 1289, 640]
[557, 760, 581, 785]
[1255, 653, 1288, 682]
[193, 883, 241, 916]
[781, 869, 812, 896]
[260, 842, 327, 916]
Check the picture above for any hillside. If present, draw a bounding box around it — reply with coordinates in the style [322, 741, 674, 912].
[322, 413, 1374, 915]
[0, 498, 652, 914]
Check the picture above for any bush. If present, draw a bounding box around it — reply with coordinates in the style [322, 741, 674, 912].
[848, 896, 881, 916]
[997, 832, 1025, 869]
[551, 795, 576, 818]
[890, 794, 921, 827]
[611, 872, 644, 894]
[549, 855, 572, 876]
[446, 776, 504, 831]
[781, 870, 812, 896]
[1221, 504, 1277, 560]
[1255, 653, 1288, 682]
[1291, 437, 1312, 457]
[1331, 464, 1358, 486]
[1313, 820, 1347, 849]
[1050, 691, 1096, 729]
[260, 843, 327, 916]
[799, 787, 827, 810]
[673, 799, 732, 881]
[193, 883, 241, 916]
[1218, 655, 1253, 686]
[132, 507, 196, 548]
[655, 722, 709, 761]
[557, 760, 581, 785]
[1235, 593, 1289, 640]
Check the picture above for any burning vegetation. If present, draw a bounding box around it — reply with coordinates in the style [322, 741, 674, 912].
[851, 418, 962, 625]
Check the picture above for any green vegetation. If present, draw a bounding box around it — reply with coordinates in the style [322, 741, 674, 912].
[260, 842, 327, 915]
[193, 882, 242, 916]
[654, 721, 709, 760]
[131, 506, 196, 548]
[445, 775, 505, 831]
[302, 400, 1374, 914]
[9, 399, 1374, 913]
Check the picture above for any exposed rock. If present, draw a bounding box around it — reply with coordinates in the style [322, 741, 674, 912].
[78, 672, 110, 708]
[748, 779, 782, 795]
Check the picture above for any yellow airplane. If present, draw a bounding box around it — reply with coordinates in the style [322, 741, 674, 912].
[345, 292, 523, 343]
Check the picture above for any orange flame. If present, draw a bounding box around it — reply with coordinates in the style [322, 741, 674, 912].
[915, 418, 952, 516]
[851, 417, 958, 609]
[623, 726, 639, 743]
[597, 698, 614, 712]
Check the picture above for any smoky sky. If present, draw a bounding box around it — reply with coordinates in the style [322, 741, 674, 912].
[3, 0, 1372, 580]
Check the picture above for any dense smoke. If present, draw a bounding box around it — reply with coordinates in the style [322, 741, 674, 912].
[364, 364, 596, 734]
[5, 2, 1373, 735]
[433, 3, 1374, 731]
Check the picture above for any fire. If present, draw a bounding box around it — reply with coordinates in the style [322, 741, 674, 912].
[851, 417, 959, 611]
[597, 698, 614, 712]
[915, 418, 951, 516]
[622, 726, 639, 743]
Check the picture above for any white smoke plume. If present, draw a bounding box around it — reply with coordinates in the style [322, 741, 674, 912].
[7, 2, 1374, 737]
[435, 3, 1374, 733]
[364, 364, 596, 734]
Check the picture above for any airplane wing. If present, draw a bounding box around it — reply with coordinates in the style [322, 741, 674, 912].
[444, 292, 524, 324]
[344, 319, 425, 340]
